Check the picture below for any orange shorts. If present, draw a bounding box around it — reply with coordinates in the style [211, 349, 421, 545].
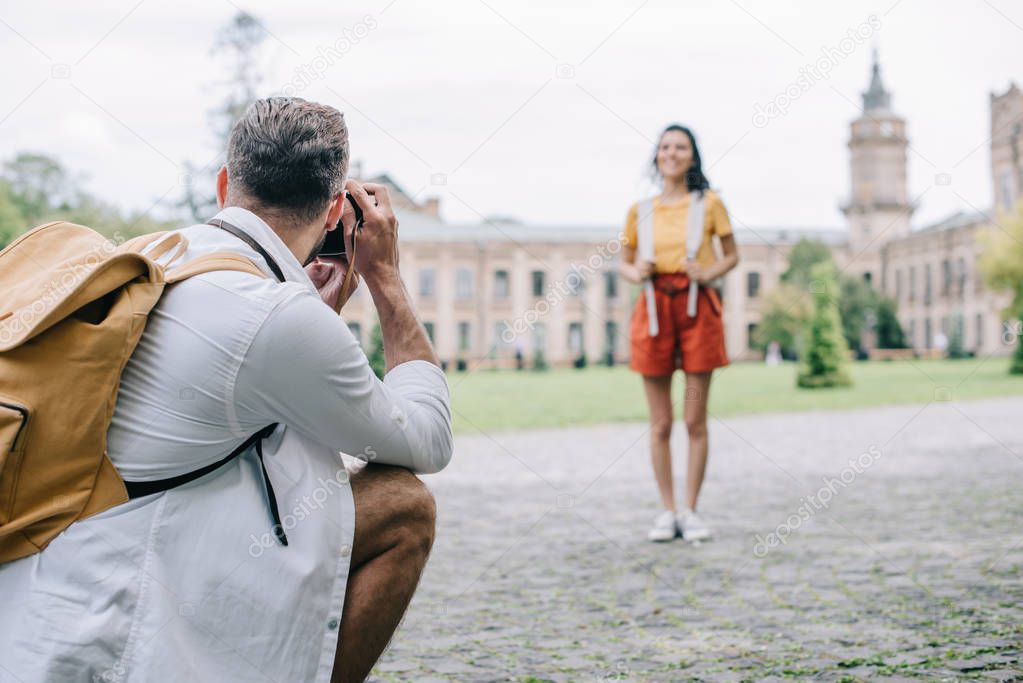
[629, 273, 729, 376]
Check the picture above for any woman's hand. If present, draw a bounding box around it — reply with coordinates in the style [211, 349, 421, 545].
[621, 259, 654, 284]
[686, 260, 716, 285]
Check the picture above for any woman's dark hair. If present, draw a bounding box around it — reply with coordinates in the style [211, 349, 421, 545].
[650, 124, 710, 195]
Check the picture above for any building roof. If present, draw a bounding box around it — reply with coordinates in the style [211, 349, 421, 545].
[731, 226, 847, 246]
[914, 208, 989, 234]
[393, 207, 847, 248]
[863, 49, 892, 112]
[395, 211, 619, 244]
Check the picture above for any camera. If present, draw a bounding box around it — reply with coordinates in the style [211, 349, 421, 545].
[318, 191, 364, 257]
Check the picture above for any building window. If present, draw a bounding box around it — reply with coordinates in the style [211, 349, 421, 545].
[941, 259, 951, 297]
[456, 268, 473, 300]
[747, 322, 759, 350]
[746, 271, 761, 298]
[568, 322, 583, 353]
[494, 270, 510, 299]
[348, 322, 362, 346]
[925, 318, 933, 348]
[605, 271, 618, 299]
[908, 320, 916, 348]
[457, 321, 471, 352]
[909, 266, 916, 302]
[895, 269, 903, 302]
[957, 257, 967, 296]
[418, 268, 435, 297]
[531, 270, 545, 297]
[423, 321, 435, 343]
[924, 264, 932, 305]
[975, 313, 983, 350]
[1001, 172, 1014, 211]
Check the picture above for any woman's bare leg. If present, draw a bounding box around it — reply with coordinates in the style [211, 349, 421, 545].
[642, 374, 676, 511]
[683, 371, 712, 511]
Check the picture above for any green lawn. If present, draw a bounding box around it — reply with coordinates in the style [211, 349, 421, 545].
[448, 358, 1023, 434]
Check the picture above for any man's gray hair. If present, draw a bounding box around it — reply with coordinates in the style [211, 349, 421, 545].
[227, 97, 349, 222]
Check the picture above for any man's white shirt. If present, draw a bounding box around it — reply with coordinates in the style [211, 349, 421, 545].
[0, 207, 453, 682]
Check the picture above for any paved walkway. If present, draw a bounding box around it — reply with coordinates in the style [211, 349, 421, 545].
[371, 397, 1023, 682]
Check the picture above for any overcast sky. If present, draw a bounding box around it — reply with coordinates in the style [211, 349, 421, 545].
[2, 0, 1021, 233]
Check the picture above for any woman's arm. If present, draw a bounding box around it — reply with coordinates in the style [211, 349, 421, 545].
[619, 244, 653, 284]
[688, 234, 739, 284]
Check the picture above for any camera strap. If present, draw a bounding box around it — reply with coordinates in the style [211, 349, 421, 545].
[335, 233, 358, 314]
[207, 218, 287, 283]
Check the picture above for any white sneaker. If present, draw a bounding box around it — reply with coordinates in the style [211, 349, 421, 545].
[647, 510, 679, 542]
[678, 510, 712, 541]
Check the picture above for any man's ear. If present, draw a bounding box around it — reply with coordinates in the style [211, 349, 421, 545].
[324, 193, 344, 230]
[216, 166, 229, 209]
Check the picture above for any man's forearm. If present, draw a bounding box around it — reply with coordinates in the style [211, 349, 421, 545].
[366, 270, 439, 373]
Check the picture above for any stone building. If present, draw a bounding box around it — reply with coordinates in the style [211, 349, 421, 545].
[342, 57, 1020, 368]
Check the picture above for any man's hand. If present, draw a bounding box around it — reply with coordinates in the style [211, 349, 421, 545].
[342, 179, 439, 371]
[305, 255, 359, 311]
[346, 180, 399, 286]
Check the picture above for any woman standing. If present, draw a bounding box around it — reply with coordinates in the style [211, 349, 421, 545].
[619, 124, 740, 542]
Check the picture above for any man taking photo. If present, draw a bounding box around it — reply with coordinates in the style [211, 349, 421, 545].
[0, 97, 452, 683]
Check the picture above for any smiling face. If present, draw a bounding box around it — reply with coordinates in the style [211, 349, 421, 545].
[655, 129, 694, 182]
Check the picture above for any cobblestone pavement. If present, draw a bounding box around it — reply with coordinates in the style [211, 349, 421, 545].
[370, 397, 1023, 682]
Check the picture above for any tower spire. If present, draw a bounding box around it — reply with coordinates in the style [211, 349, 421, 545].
[863, 48, 891, 111]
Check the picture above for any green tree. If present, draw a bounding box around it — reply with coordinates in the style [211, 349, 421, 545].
[1014, 322, 1023, 375]
[875, 297, 907, 349]
[754, 282, 811, 358]
[837, 274, 873, 354]
[797, 262, 852, 388]
[181, 11, 268, 222]
[2, 152, 81, 225]
[367, 322, 386, 379]
[978, 204, 1023, 373]
[0, 152, 175, 246]
[946, 314, 967, 359]
[781, 238, 833, 288]
[0, 180, 25, 249]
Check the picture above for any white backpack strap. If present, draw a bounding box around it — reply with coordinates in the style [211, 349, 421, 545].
[636, 199, 659, 337]
[685, 191, 706, 317]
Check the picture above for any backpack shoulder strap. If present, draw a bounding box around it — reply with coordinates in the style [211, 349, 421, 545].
[635, 198, 659, 337]
[636, 198, 655, 262]
[164, 253, 268, 283]
[685, 191, 706, 260]
[684, 191, 708, 317]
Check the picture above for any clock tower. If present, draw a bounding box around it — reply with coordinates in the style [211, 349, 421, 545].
[841, 50, 914, 286]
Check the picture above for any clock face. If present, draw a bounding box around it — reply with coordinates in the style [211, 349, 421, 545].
[880, 121, 894, 138]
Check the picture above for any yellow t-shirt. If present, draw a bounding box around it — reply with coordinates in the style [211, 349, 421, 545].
[621, 190, 733, 274]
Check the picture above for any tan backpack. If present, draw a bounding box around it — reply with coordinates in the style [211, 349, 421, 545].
[0, 221, 273, 564]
